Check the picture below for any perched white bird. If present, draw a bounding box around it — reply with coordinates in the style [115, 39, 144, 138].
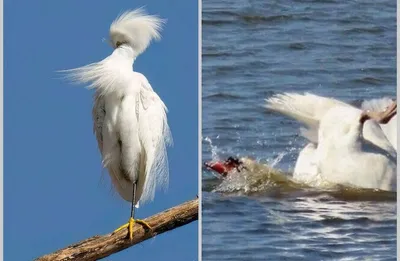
[62, 8, 172, 240]
[265, 93, 396, 191]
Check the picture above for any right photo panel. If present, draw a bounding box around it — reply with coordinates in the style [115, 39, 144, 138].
[202, 0, 396, 260]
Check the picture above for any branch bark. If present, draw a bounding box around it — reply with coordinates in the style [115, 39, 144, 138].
[35, 198, 198, 261]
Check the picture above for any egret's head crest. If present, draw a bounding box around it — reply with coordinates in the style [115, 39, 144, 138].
[109, 8, 165, 55]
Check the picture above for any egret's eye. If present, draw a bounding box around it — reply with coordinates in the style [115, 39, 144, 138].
[115, 41, 125, 48]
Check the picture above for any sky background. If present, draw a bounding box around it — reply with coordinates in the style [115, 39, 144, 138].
[4, 0, 198, 260]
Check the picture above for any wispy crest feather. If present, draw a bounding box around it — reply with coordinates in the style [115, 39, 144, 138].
[60, 7, 165, 95]
[110, 8, 165, 55]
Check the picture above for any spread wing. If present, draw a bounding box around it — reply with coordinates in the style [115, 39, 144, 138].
[92, 91, 106, 157]
[137, 78, 172, 204]
[265, 92, 353, 144]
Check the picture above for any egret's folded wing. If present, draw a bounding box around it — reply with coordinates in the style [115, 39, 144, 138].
[92, 92, 106, 157]
[137, 80, 172, 204]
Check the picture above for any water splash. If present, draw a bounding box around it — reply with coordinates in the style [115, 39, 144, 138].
[269, 152, 286, 168]
[204, 136, 220, 160]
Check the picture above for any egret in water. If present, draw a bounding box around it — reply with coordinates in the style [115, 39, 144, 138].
[63, 8, 172, 240]
[265, 93, 396, 191]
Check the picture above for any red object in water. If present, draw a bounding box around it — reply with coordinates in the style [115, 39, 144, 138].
[204, 161, 229, 177]
[204, 157, 243, 177]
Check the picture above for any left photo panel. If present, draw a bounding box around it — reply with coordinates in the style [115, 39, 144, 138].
[5, 1, 199, 260]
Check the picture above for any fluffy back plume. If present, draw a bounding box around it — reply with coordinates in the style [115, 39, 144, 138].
[110, 8, 165, 55]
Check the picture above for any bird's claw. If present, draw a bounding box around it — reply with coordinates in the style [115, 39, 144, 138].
[114, 222, 129, 233]
[134, 219, 151, 230]
[114, 217, 152, 241]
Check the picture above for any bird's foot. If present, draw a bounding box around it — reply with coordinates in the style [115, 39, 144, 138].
[114, 217, 152, 240]
[362, 101, 397, 124]
[134, 218, 151, 230]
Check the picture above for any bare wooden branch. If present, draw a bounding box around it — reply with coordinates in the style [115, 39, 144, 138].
[35, 199, 198, 261]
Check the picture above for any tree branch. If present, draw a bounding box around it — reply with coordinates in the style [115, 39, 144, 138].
[35, 198, 198, 261]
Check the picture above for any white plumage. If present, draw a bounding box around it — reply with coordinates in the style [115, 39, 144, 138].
[265, 93, 396, 191]
[63, 8, 172, 207]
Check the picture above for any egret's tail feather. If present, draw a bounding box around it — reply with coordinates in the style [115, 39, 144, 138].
[109, 7, 165, 56]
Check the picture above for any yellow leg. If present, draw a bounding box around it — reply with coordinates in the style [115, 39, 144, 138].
[114, 218, 152, 240]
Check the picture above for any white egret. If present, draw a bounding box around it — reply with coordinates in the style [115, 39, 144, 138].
[62, 8, 172, 240]
[265, 93, 396, 191]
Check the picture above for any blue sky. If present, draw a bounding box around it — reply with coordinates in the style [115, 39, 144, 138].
[4, 0, 198, 260]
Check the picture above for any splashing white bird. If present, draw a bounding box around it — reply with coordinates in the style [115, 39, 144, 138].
[62, 8, 172, 240]
[265, 93, 396, 191]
